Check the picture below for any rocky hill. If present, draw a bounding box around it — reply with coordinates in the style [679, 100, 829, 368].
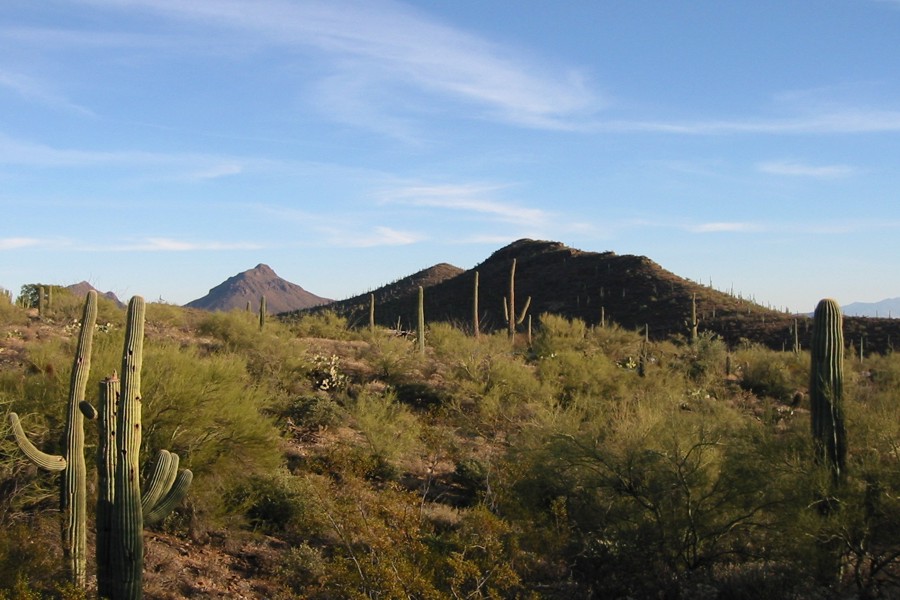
[65, 281, 124, 307]
[185, 264, 331, 314]
[310, 239, 900, 353]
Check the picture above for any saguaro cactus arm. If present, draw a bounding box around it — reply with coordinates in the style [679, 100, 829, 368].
[8, 413, 67, 471]
[141, 449, 193, 525]
[144, 469, 193, 526]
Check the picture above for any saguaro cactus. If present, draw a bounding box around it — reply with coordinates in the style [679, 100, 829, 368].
[369, 293, 376, 334]
[417, 286, 425, 355]
[259, 295, 267, 330]
[81, 300, 192, 600]
[503, 258, 531, 340]
[8, 290, 97, 588]
[686, 293, 700, 343]
[113, 295, 147, 599]
[472, 271, 480, 338]
[809, 298, 847, 481]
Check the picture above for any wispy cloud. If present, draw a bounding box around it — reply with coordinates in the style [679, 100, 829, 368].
[0, 237, 44, 250]
[380, 183, 549, 227]
[0, 236, 261, 252]
[0, 69, 95, 116]
[592, 109, 900, 135]
[0, 133, 263, 180]
[688, 222, 764, 233]
[323, 225, 423, 247]
[117, 238, 262, 251]
[757, 160, 856, 178]
[74, 0, 601, 133]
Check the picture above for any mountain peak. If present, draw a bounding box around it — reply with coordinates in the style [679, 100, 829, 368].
[185, 265, 331, 313]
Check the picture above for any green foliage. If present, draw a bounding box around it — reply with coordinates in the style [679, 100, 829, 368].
[288, 310, 352, 340]
[139, 343, 282, 522]
[3, 298, 900, 597]
[348, 387, 422, 474]
[735, 344, 806, 402]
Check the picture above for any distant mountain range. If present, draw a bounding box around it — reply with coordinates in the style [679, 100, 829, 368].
[48, 241, 900, 353]
[185, 263, 331, 313]
[841, 298, 900, 318]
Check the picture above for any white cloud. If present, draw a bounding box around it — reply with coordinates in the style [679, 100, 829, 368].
[326, 225, 423, 247]
[0, 237, 44, 250]
[688, 222, 763, 233]
[186, 163, 244, 180]
[124, 238, 262, 251]
[74, 0, 601, 132]
[593, 109, 900, 135]
[381, 183, 549, 227]
[0, 69, 95, 116]
[757, 160, 856, 178]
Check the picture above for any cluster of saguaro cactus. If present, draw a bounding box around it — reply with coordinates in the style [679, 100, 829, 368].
[503, 258, 531, 340]
[9, 293, 192, 599]
[809, 298, 847, 482]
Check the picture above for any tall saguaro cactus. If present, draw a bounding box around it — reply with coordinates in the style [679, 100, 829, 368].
[8, 290, 97, 588]
[113, 295, 147, 599]
[472, 271, 480, 338]
[82, 300, 192, 600]
[417, 286, 425, 355]
[686, 293, 700, 343]
[809, 298, 847, 482]
[503, 258, 531, 340]
[259, 295, 267, 331]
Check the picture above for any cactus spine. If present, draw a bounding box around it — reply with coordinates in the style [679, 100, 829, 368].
[8, 290, 97, 588]
[809, 298, 847, 482]
[503, 258, 531, 340]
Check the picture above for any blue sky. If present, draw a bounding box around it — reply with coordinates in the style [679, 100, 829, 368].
[3, 0, 900, 312]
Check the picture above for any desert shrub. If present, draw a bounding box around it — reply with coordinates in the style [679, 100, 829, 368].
[587, 321, 646, 361]
[144, 301, 203, 331]
[0, 295, 27, 326]
[276, 543, 329, 595]
[224, 471, 323, 535]
[138, 343, 283, 524]
[359, 332, 419, 384]
[678, 331, 729, 385]
[196, 309, 267, 352]
[279, 393, 345, 432]
[532, 313, 589, 356]
[734, 345, 805, 402]
[536, 347, 630, 412]
[348, 387, 422, 474]
[288, 310, 352, 340]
